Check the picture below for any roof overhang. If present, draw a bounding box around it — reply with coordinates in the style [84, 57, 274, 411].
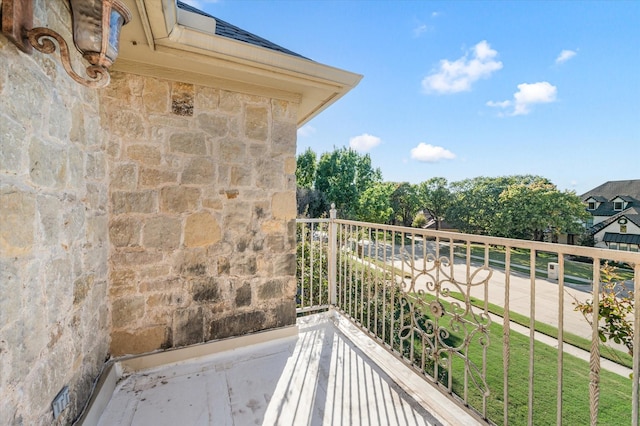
[114, 1, 362, 127]
[602, 232, 640, 245]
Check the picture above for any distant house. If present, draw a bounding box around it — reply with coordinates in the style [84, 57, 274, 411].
[581, 180, 640, 251]
[421, 212, 457, 232]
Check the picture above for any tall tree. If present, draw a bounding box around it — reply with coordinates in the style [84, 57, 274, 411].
[315, 147, 382, 218]
[390, 182, 420, 227]
[447, 175, 546, 235]
[416, 177, 452, 230]
[295, 148, 317, 189]
[494, 180, 589, 241]
[358, 182, 395, 224]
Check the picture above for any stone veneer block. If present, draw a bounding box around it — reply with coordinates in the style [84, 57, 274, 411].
[111, 191, 157, 214]
[169, 132, 207, 155]
[110, 327, 169, 357]
[160, 186, 201, 213]
[171, 82, 194, 116]
[184, 212, 221, 247]
[142, 216, 182, 250]
[272, 192, 296, 220]
[143, 78, 170, 113]
[0, 189, 36, 256]
[245, 106, 268, 141]
[181, 158, 216, 185]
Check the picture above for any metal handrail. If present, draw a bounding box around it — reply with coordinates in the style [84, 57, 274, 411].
[296, 215, 640, 425]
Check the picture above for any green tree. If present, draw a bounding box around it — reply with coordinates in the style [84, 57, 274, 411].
[412, 212, 428, 228]
[358, 182, 395, 224]
[296, 148, 317, 189]
[447, 175, 543, 235]
[416, 177, 452, 230]
[390, 182, 420, 227]
[493, 179, 589, 241]
[296, 187, 328, 218]
[315, 147, 382, 218]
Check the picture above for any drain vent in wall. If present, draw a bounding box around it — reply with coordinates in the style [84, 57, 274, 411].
[52, 386, 70, 420]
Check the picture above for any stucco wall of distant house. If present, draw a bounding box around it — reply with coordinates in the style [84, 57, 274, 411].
[101, 72, 299, 357]
[0, 1, 110, 424]
[594, 221, 640, 249]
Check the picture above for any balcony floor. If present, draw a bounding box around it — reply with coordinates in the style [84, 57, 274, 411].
[93, 312, 480, 426]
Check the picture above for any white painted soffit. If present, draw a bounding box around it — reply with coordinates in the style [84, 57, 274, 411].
[115, 0, 362, 126]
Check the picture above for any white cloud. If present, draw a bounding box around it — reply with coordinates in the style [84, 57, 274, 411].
[297, 125, 316, 138]
[349, 133, 381, 152]
[410, 143, 456, 162]
[413, 24, 428, 38]
[487, 81, 557, 116]
[555, 49, 577, 64]
[486, 100, 511, 108]
[512, 82, 557, 115]
[422, 41, 503, 94]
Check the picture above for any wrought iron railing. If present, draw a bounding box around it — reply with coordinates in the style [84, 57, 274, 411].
[297, 208, 640, 425]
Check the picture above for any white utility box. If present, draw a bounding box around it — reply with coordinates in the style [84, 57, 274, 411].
[547, 262, 559, 280]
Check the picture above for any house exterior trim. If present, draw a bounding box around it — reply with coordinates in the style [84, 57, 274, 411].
[117, 0, 362, 126]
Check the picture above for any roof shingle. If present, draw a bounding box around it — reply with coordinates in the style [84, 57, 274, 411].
[603, 232, 640, 245]
[581, 180, 640, 201]
[176, 1, 308, 59]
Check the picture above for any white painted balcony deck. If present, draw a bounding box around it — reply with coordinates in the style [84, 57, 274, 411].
[88, 312, 480, 426]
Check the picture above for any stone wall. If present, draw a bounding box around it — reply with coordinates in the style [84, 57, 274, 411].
[2, 2, 300, 423]
[101, 72, 299, 356]
[0, 1, 110, 424]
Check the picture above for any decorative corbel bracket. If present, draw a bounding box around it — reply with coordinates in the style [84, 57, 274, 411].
[2, 0, 130, 88]
[1, 0, 33, 53]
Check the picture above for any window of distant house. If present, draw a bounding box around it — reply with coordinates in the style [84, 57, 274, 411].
[609, 242, 618, 250]
[614, 201, 623, 210]
[620, 243, 628, 251]
[620, 224, 627, 233]
[631, 245, 639, 252]
[588, 202, 596, 210]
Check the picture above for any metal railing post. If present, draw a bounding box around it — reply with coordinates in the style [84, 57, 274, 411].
[328, 203, 337, 306]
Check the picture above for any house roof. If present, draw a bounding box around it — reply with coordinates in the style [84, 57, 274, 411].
[585, 196, 607, 203]
[588, 206, 640, 235]
[176, 1, 308, 59]
[590, 204, 626, 217]
[581, 180, 640, 201]
[618, 195, 638, 202]
[602, 233, 640, 245]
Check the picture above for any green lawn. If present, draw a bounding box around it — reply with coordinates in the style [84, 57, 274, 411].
[406, 292, 633, 425]
[447, 291, 633, 369]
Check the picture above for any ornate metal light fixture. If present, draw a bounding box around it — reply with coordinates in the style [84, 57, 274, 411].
[1, 0, 131, 88]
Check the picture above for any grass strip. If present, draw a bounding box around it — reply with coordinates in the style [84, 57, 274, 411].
[410, 292, 632, 425]
[447, 291, 633, 368]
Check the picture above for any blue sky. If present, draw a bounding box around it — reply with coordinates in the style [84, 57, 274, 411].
[187, 0, 639, 195]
